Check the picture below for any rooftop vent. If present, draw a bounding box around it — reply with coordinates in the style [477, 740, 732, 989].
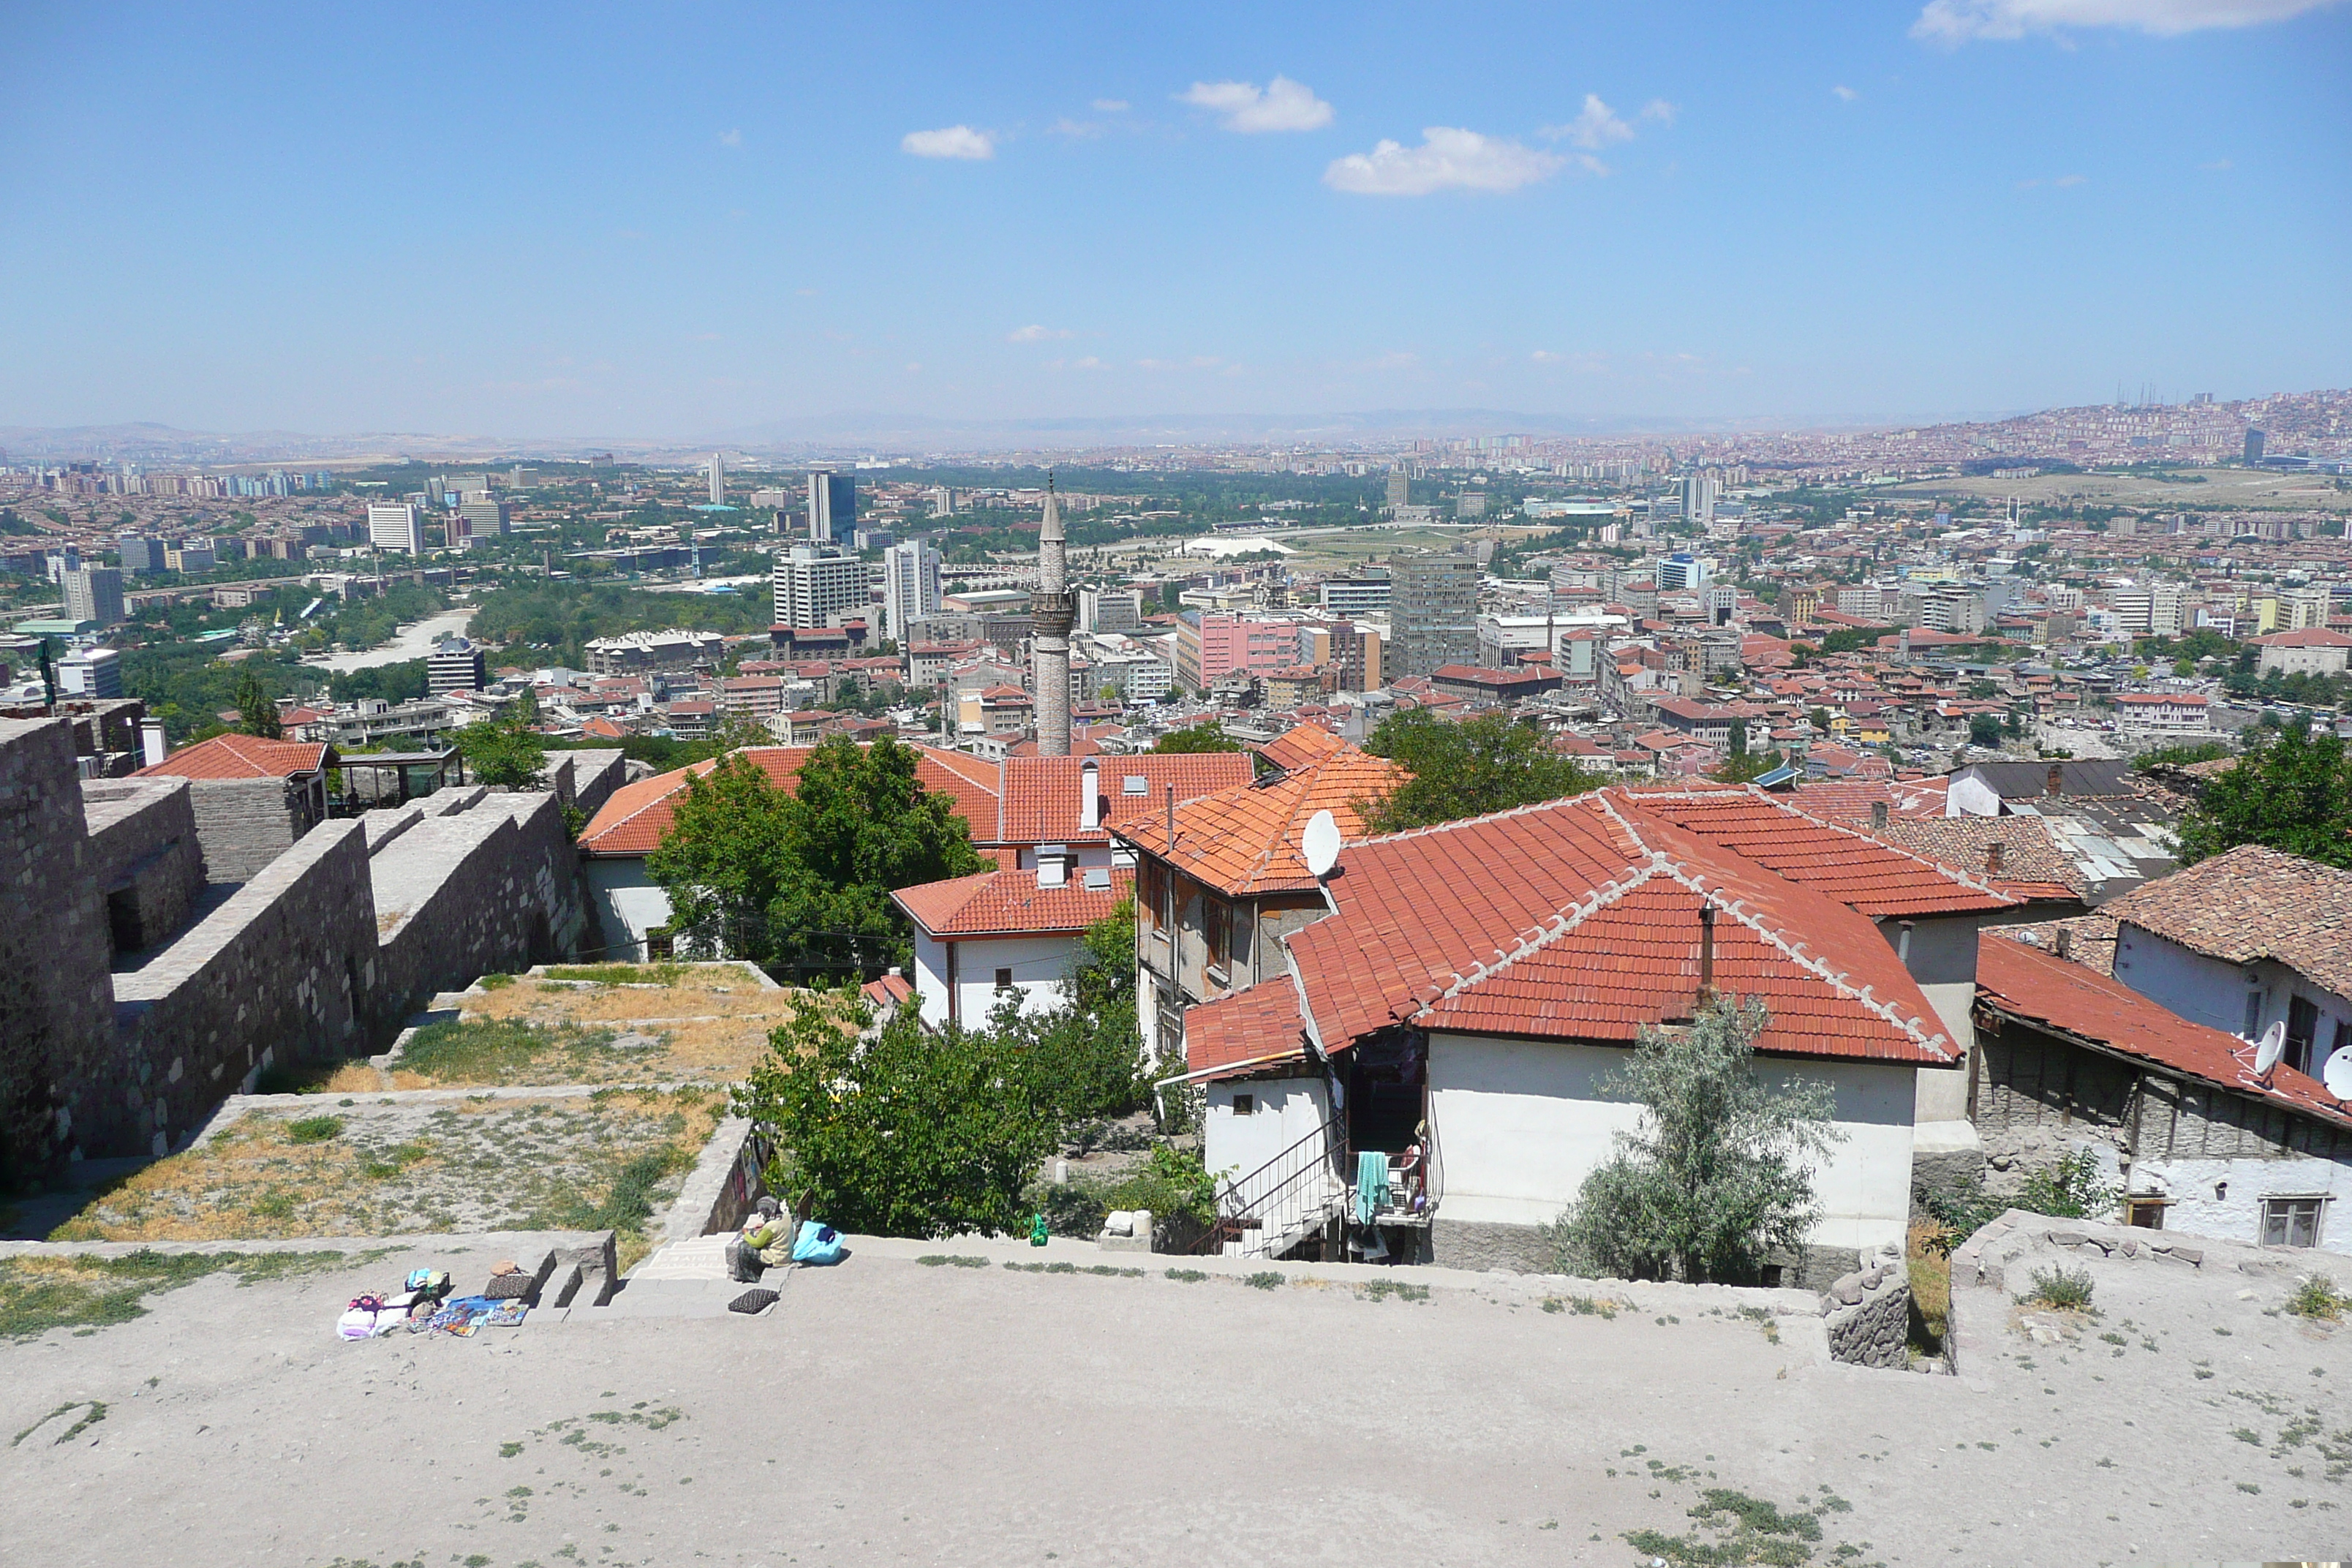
[1122, 775, 1149, 796]
[1082, 867, 1112, 892]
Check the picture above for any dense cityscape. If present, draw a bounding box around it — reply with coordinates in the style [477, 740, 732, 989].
[6, 4, 2351, 1565]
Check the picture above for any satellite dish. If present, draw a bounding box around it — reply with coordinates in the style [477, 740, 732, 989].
[2254, 1021, 2287, 1077]
[2323, 1049, 2352, 1103]
[1302, 809, 1342, 879]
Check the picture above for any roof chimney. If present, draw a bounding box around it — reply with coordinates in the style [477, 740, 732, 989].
[1986, 840, 2005, 875]
[1870, 800, 1889, 831]
[2046, 764, 2064, 798]
[1079, 757, 1100, 831]
[1696, 905, 1717, 1008]
[1166, 783, 1176, 853]
[2055, 926, 2073, 961]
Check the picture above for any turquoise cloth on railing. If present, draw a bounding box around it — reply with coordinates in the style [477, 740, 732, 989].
[1354, 1150, 1390, 1226]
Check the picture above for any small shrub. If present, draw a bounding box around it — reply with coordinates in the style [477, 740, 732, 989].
[1244, 1271, 1284, 1291]
[478, 972, 516, 991]
[917, 1254, 990, 1269]
[250, 1191, 296, 1219]
[285, 1115, 344, 1145]
[2286, 1275, 2348, 1322]
[1164, 1268, 1207, 1283]
[2024, 1264, 2095, 1311]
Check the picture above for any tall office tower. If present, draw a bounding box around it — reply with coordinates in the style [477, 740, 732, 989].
[706, 453, 725, 505]
[1030, 480, 1074, 757]
[2244, 429, 2266, 464]
[773, 543, 870, 629]
[808, 470, 856, 542]
[1390, 551, 1479, 678]
[1386, 470, 1409, 513]
[367, 501, 425, 555]
[1680, 474, 1719, 527]
[63, 565, 125, 627]
[882, 540, 941, 645]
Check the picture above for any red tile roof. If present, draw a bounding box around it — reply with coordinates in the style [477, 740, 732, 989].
[1618, 785, 2013, 918]
[892, 865, 1132, 938]
[1184, 979, 1313, 1077]
[576, 742, 1000, 856]
[2251, 628, 2352, 648]
[1254, 721, 1346, 772]
[1116, 739, 1407, 897]
[1255, 788, 1958, 1072]
[1978, 937, 2350, 1133]
[2097, 844, 2352, 1000]
[137, 732, 332, 780]
[998, 753, 1252, 847]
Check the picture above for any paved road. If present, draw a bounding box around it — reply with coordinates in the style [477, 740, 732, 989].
[4, 1232, 2337, 1566]
[309, 606, 474, 673]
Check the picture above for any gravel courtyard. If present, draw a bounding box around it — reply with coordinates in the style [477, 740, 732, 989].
[4, 1227, 2344, 1567]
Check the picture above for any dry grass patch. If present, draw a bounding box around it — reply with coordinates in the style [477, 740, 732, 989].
[1907, 1215, 1951, 1357]
[434, 967, 797, 1087]
[48, 1089, 723, 1250]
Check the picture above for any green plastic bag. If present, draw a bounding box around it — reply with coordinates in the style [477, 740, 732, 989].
[1029, 1213, 1049, 1247]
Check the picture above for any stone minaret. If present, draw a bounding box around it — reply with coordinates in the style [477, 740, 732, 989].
[1031, 474, 1074, 758]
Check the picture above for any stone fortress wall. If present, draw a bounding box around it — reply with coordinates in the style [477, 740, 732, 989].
[0, 717, 625, 1176]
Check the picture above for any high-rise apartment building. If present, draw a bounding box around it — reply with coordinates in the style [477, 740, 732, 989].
[429, 636, 489, 696]
[774, 544, 870, 630]
[882, 540, 942, 644]
[1390, 552, 1479, 677]
[63, 565, 125, 627]
[458, 497, 509, 543]
[117, 533, 162, 574]
[1319, 577, 1392, 618]
[368, 502, 425, 555]
[1385, 470, 1410, 513]
[1079, 585, 1144, 634]
[1680, 474, 1719, 527]
[2244, 429, 2266, 464]
[808, 470, 856, 543]
[706, 453, 725, 505]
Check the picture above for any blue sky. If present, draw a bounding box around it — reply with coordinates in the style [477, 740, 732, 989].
[1, 1, 2345, 440]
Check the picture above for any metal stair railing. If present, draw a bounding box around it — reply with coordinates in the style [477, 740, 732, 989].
[1188, 1110, 1344, 1257]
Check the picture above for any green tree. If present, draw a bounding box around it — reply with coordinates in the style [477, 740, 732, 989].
[1152, 719, 1245, 753]
[648, 735, 986, 977]
[1551, 996, 1843, 1284]
[233, 667, 282, 739]
[735, 987, 1064, 1239]
[2175, 725, 2352, 868]
[1708, 745, 1785, 785]
[460, 708, 549, 789]
[1363, 709, 1592, 832]
[1968, 714, 2002, 749]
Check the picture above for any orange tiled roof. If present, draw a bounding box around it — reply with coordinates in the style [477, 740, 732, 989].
[1185, 979, 1312, 1077]
[1117, 739, 1406, 897]
[999, 753, 1254, 847]
[137, 732, 331, 780]
[892, 865, 1133, 938]
[2097, 844, 2352, 1000]
[1978, 936, 2350, 1134]
[575, 742, 1000, 856]
[1254, 788, 1958, 1073]
[1620, 787, 2013, 919]
[1254, 721, 1346, 772]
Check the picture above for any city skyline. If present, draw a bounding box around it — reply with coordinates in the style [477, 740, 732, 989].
[2, 1, 2346, 440]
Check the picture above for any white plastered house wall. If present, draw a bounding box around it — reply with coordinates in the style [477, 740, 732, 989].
[1202, 1077, 1332, 1186]
[909, 931, 1085, 1030]
[2114, 923, 2352, 1080]
[581, 856, 672, 962]
[2129, 1147, 2352, 1256]
[1425, 1033, 1918, 1259]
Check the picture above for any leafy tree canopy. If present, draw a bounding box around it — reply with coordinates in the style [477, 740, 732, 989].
[647, 735, 986, 979]
[1362, 708, 1594, 832]
[1552, 997, 1842, 1284]
[460, 706, 549, 790]
[1151, 719, 1245, 753]
[233, 667, 282, 739]
[2175, 725, 2352, 869]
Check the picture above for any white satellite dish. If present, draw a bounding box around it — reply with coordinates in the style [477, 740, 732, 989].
[2323, 1049, 2352, 1103]
[1301, 808, 1342, 879]
[2254, 1021, 2287, 1077]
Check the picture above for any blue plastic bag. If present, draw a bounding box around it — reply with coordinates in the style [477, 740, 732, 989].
[791, 1220, 844, 1266]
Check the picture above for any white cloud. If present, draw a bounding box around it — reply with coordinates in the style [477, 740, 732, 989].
[1323, 127, 1564, 196]
[2054, 172, 2088, 185]
[1640, 99, 1678, 125]
[1049, 355, 1107, 370]
[1177, 75, 1334, 132]
[1091, 98, 1130, 113]
[1912, 0, 2337, 42]
[1833, 84, 1860, 100]
[2200, 157, 2234, 170]
[1007, 325, 1074, 342]
[901, 125, 995, 160]
[718, 128, 742, 148]
[1544, 94, 1635, 150]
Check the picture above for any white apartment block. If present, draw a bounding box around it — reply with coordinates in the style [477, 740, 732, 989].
[368, 502, 424, 555]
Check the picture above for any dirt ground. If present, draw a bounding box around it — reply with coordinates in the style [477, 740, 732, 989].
[4, 1227, 2345, 1567]
[45, 1090, 721, 1251]
[396, 965, 796, 1090]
